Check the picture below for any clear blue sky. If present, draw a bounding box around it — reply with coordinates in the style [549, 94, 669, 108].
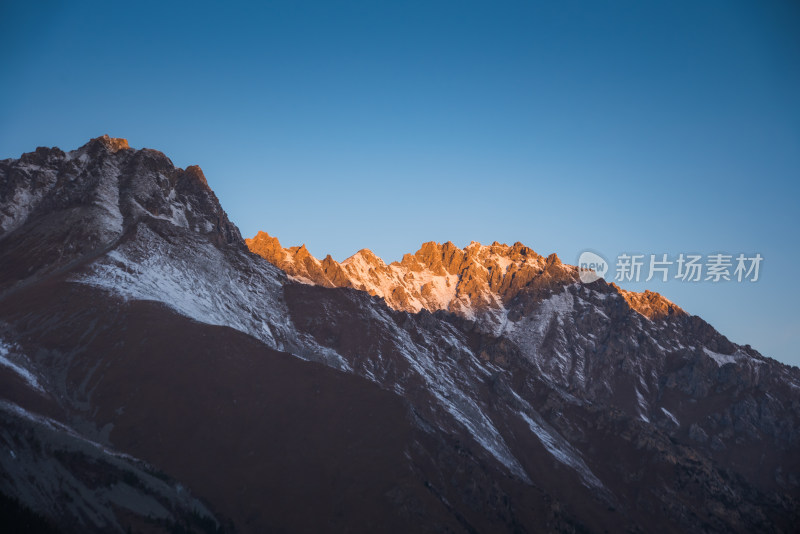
[2, 1, 798, 366]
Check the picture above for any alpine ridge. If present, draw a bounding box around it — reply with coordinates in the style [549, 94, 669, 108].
[1, 137, 798, 534]
[245, 230, 686, 322]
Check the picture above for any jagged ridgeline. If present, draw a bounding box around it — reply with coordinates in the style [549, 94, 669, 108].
[1, 136, 798, 533]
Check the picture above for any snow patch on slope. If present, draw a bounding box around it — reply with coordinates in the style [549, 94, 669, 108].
[71, 224, 350, 371]
[368, 305, 530, 480]
[503, 286, 581, 385]
[660, 407, 679, 427]
[91, 161, 124, 236]
[518, 412, 604, 490]
[702, 347, 760, 367]
[0, 340, 45, 393]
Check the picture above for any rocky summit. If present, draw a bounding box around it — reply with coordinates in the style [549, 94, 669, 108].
[246, 231, 686, 323]
[1, 137, 798, 534]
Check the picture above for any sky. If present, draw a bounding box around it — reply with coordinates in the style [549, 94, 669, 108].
[1, 1, 798, 366]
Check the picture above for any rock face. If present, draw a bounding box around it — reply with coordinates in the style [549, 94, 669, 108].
[1, 137, 799, 534]
[246, 231, 685, 323]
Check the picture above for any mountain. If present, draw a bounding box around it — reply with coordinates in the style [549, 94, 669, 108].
[245, 231, 686, 322]
[1, 136, 798, 533]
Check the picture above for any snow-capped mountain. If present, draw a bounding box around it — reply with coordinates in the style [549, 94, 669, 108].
[245, 230, 686, 321]
[1, 136, 798, 533]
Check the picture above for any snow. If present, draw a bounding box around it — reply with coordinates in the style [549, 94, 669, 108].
[534, 288, 575, 330]
[518, 412, 604, 489]
[489, 253, 513, 273]
[127, 198, 212, 233]
[6, 142, 602, 491]
[0, 341, 45, 393]
[0, 170, 55, 234]
[648, 334, 667, 352]
[635, 388, 650, 422]
[501, 286, 583, 386]
[418, 272, 460, 310]
[72, 224, 351, 372]
[360, 304, 530, 481]
[91, 162, 124, 236]
[287, 274, 316, 285]
[0, 399, 134, 460]
[336, 252, 465, 314]
[703, 348, 738, 367]
[311, 243, 546, 317]
[31, 140, 775, 497]
[660, 407, 679, 427]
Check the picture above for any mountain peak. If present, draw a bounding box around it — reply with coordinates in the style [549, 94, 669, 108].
[611, 284, 686, 320]
[544, 252, 562, 267]
[246, 234, 695, 324]
[351, 248, 380, 260]
[3, 137, 795, 534]
[0, 136, 242, 256]
[245, 231, 284, 261]
[88, 134, 130, 153]
[183, 165, 209, 187]
[292, 244, 312, 260]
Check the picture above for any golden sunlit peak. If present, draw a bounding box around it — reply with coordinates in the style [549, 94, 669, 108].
[184, 165, 208, 186]
[91, 134, 130, 152]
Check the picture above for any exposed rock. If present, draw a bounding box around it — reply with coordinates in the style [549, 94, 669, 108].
[614, 285, 686, 320]
[247, 233, 689, 324]
[689, 423, 709, 443]
[2, 136, 799, 534]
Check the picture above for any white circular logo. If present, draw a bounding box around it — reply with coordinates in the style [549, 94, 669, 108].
[577, 251, 608, 284]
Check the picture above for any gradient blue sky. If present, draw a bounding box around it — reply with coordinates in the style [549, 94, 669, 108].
[2, 1, 798, 366]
